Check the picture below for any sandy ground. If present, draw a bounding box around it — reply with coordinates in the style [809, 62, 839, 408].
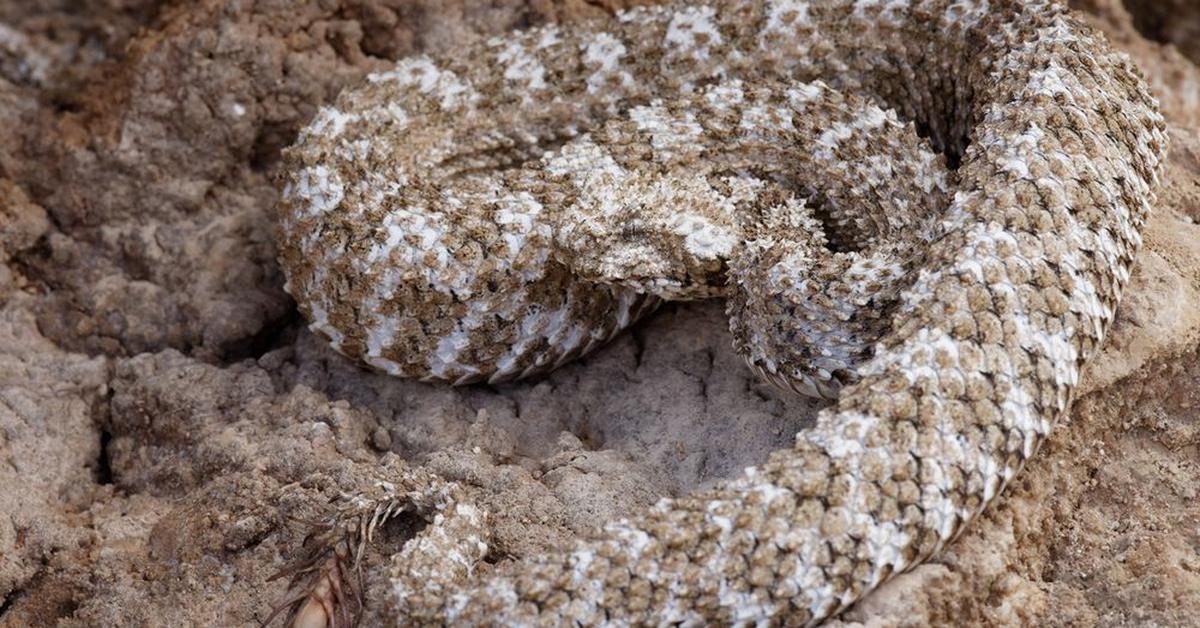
[0, 0, 1198, 626]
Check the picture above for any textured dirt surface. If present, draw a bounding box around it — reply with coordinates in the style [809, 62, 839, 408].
[0, 1, 1198, 626]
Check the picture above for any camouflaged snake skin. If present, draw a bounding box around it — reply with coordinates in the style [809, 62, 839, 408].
[276, 0, 1167, 624]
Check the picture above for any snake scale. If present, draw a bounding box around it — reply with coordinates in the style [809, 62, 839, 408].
[274, 0, 1167, 625]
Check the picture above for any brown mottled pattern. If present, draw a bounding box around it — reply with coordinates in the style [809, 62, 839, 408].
[276, 0, 1167, 625]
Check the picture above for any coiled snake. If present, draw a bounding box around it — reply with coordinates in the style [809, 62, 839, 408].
[275, 0, 1167, 624]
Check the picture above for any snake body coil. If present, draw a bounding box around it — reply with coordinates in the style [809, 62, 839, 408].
[277, 0, 1166, 624]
